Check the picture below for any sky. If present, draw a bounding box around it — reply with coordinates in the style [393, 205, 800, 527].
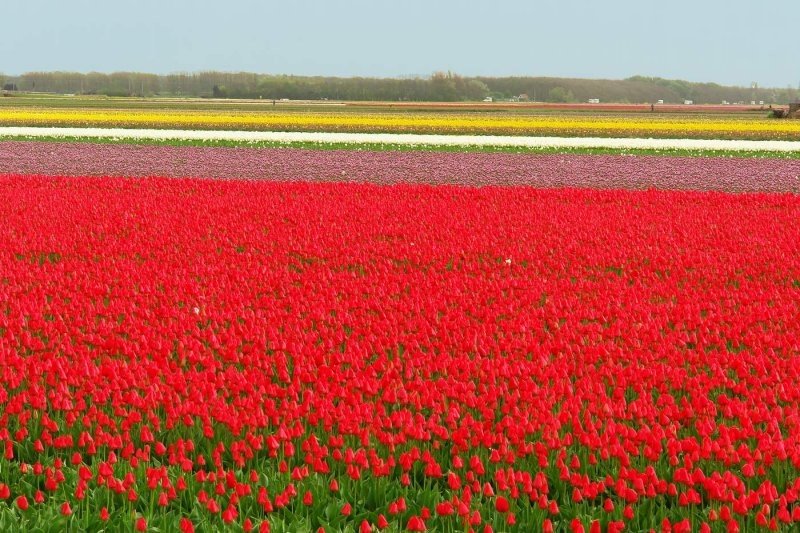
[3, 0, 799, 88]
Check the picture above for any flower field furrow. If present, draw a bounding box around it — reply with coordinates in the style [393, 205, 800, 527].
[1, 175, 800, 531]
[2, 141, 800, 192]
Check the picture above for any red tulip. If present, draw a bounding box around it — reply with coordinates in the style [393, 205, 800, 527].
[624, 505, 634, 520]
[16, 495, 29, 511]
[495, 495, 509, 513]
[436, 502, 454, 516]
[407, 516, 426, 531]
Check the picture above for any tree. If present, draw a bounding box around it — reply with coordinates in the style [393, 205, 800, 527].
[547, 86, 574, 103]
[464, 80, 490, 101]
[212, 85, 228, 98]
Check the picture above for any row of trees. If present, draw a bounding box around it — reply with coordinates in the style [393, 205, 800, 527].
[3, 71, 799, 104]
[479, 76, 800, 105]
[214, 72, 491, 102]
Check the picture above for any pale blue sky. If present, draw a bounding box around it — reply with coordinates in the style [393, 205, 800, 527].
[3, 0, 798, 88]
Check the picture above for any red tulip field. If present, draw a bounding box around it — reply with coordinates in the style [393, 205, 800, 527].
[1, 172, 799, 532]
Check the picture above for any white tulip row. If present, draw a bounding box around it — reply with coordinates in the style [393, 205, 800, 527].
[1, 126, 800, 152]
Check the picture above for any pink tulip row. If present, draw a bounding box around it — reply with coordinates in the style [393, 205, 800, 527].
[1, 141, 799, 192]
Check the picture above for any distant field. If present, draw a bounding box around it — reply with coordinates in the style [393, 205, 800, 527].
[0, 94, 779, 114]
[0, 94, 797, 140]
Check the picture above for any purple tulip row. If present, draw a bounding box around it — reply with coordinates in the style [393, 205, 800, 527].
[2, 141, 799, 192]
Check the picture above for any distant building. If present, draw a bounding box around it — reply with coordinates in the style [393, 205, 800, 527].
[518, 94, 529, 101]
[684, 100, 694, 105]
[657, 99, 664, 104]
[587, 98, 600, 104]
[483, 96, 493, 102]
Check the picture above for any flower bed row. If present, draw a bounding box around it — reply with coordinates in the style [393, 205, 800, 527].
[3, 126, 800, 150]
[2, 141, 800, 193]
[1, 175, 799, 531]
[1, 107, 800, 139]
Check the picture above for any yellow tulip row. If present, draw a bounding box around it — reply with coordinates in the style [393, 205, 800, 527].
[1, 107, 798, 140]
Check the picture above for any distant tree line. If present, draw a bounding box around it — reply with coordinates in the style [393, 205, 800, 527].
[2, 71, 799, 104]
[479, 75, 800, 106]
